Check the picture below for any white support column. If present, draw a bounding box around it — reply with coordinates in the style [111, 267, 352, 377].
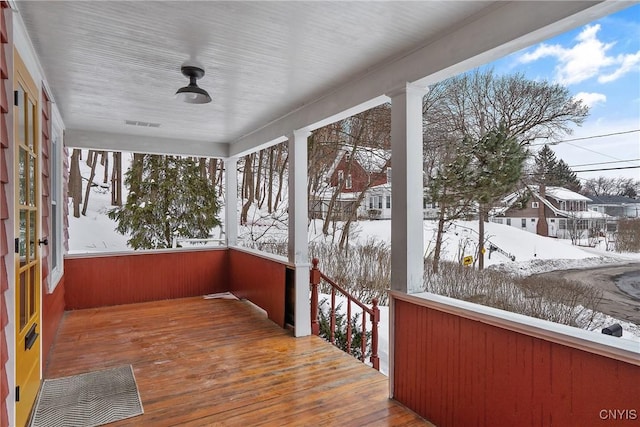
[389, 84, 426, 294]
[225, 157, 238, 247]
[288, 128, 312, 337]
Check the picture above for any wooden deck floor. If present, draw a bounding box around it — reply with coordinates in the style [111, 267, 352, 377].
[45, 296, 430, 426]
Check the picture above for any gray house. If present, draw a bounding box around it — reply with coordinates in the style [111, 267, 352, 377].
[587, 195, 640, 219]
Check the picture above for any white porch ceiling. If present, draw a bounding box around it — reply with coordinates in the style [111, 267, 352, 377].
[15, 1, 628, 158]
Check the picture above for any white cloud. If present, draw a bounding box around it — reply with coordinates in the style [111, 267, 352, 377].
[598, 51, 640, 83]
[518, 24, 639, 85]
[573, 92, 607, 108]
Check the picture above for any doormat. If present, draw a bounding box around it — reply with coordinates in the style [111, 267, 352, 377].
[30, 365, 144, 427]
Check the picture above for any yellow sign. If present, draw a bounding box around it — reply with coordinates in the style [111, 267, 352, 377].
[463, 256, 473, 266]
[481, 247, 486, 254]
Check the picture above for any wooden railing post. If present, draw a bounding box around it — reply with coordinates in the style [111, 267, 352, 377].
[370, 298, 380, 371]
[310, 258, 320, 336]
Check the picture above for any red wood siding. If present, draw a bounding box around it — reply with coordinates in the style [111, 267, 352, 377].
[41, 91, 50, 287]
[330, 156, 388, 193]
[393, 298, 640, 427]
[64, 249, 229, 309]
[40, 90, 66, 366]
[42, 275, 64, 363]
[0, 4, 9, 425]
[228, 249, 286, 327]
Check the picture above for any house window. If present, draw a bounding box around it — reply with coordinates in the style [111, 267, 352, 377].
[531, 218, 535, 222]
[49, 128, 63, 290]
[386, 195, 391, 209]
[506, 218, 511, 226]
[345, 174, 352, 190]
[337, 170, 344, 184]
[559, 219, 566, 229]
[494, 218, 503, 224]
[560, 201, 566, 210]
[550, 219, 555, 223]
[521, 218, 526, 228]
[369, 196, 374, 209]
[386, 167, 392, 184]
[377, 196, 383, 209]
[532, 202, 539, 209]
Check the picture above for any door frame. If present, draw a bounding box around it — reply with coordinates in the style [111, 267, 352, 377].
[13, 48, 41, 427]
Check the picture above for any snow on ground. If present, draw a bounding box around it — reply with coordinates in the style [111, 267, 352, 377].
[67, 181, 131, 253]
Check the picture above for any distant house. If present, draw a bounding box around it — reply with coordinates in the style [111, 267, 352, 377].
[311, 149, 392, 220]
[587, 195, 640, 219]
[491, 185, 613, 239]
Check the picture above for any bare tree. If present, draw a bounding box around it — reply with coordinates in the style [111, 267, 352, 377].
[101, 151, 108, 184]
[240, 153, 255, 225]
[583, 176, 640, 198]
[69, 149, 82, 218]
[423, 69, 589, 269]
[111, 151, 123, 206]
[81, 150, 98, 216]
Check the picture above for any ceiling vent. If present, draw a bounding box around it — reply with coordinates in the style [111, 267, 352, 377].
[125, 120, 161, 128]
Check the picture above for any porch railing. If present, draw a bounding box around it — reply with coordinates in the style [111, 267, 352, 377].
[310, 258, 380, 370]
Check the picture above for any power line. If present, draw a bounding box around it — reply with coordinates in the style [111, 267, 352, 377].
[527, 129, 640, 146]
[573, 165, 640, 173]
[563, 141, 629, 164]
[569, 158, 640, 168]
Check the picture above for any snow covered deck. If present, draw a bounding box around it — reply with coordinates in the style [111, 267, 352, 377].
[44, 296, 430, 426]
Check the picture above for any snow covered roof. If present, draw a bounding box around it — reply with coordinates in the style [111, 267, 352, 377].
[544, 186, 591, 202]
[351, 148, 390, 173]
[492, 185, 610, 219]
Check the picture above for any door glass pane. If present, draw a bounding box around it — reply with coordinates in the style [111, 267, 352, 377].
[27, 98, 34, 150]
[28, 154, 36, 206]
[19, 210, 26, 266]
[19, 271, 27, 330]
[29, 267, 36, 317]
[18, 148, 26, 205]
[29, 210, 36, 260]
[16, 86, 24, 144]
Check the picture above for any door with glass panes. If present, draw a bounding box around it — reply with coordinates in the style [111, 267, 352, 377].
[14, 50, 41, 427]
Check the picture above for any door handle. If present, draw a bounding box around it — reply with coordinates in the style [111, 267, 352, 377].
[38, 237, 48, 246]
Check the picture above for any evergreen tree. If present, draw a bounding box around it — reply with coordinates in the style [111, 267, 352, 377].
[552, 159, 581, 192]
[427, 137, 476, 272]
[533, 144, 557, 183]
[108, 154, 221, 249]
[470, 126, 527, 269]
[533, 145, 581, 192]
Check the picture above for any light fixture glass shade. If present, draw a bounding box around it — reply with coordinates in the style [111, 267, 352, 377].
[175, 84, 212, 104]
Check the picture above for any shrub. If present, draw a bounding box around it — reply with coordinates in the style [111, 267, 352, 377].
[616, 218, 640, 252]
[317, 298, 371, 360]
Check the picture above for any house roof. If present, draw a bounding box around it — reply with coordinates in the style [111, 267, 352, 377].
[352, 148, 391, 174]
[14, 1, 626, 158]
[543, 186, 591, 202]
[492, 185, 612, 220]
[587, 195, 640, 205]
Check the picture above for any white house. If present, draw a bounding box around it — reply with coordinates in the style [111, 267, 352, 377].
[491, 185, 612, 239]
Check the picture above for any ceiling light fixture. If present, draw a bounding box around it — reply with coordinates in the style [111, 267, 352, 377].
[175, 65, 212, 104]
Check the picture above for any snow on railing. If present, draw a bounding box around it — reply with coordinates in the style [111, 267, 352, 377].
[310, 258, 380, 370]
[172, 237, 225, 248]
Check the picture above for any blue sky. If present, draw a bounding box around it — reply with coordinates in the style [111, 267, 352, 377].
[484, 4, 640, 181]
